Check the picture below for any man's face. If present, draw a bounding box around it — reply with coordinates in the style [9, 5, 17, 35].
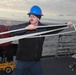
[29, 14, 39, 25]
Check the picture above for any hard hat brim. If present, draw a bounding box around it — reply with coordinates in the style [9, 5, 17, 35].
[27, 13, 43, 16]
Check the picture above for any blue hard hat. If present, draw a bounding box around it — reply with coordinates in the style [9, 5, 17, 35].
[27, 5, 43, 16]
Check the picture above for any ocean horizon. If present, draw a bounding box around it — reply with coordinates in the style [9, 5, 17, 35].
[0, 18, 76, 25]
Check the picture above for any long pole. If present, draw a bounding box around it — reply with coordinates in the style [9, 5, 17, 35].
[0, 24, 67, 35]
[0, 27, 68, 44]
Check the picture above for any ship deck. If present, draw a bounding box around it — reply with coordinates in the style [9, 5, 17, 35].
[0, 56, 76, 75]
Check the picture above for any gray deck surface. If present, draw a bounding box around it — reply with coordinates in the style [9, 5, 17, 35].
[0, 56, 76, 75]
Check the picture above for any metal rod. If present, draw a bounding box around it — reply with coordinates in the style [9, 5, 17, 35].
[0, 24, 68, 35]
[28, 30, 76, 38]
[0, 26, 68, 44]
[73, 24, 76, 31]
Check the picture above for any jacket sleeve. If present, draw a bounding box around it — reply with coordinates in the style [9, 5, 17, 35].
[9, 23, 28, 36]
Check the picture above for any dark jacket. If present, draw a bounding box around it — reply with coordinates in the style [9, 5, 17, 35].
[9, 22, 67, 62]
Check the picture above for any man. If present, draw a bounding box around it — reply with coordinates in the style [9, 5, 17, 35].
[0, 5, 72, 75]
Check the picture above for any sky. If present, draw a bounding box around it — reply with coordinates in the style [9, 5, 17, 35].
[0, 0, 76, 21]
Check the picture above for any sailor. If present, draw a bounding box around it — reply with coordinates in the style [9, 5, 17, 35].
[0, 5, 73, 75]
